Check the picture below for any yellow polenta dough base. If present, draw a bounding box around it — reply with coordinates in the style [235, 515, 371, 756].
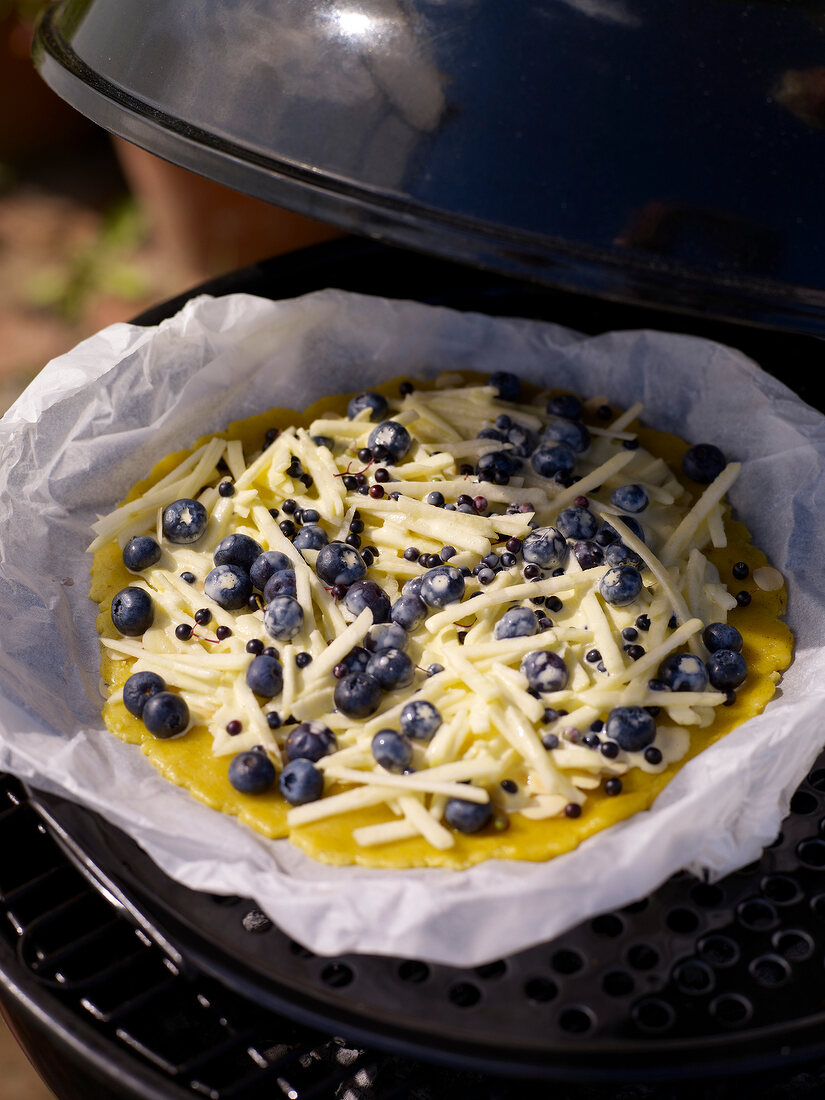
[91, 375, 793, 869]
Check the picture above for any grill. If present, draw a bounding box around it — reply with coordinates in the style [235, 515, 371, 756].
[12, 0, 825, 1094]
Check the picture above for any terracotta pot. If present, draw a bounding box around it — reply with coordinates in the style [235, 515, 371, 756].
[113, 138, 343, 277]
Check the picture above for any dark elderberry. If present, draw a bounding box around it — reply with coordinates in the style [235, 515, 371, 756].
[546, 596, 563, 613]
[736, 590, 752, 607]
[218, 480, 235, 497]
[369, 484, 385, 499]
[295, 652, 312, 669]
[266, 711, 282, 729]
[346, 533, 362, 549]
[644, 746, 663, 765]
[362, 550, 374, 566]
[216, 626, 232, 641]
[246, 638, 264, 655]
[194, 608, 212, 626]
[226, 719, 242, 736]
[263, 646, 279, 658]
[586, 649, 602, 663]
[622, 439, 639, 451]
[279, 520, 296, 538]
[268, 508, 279, 520]
[624, 644, 645, 661]
[175, 623, 193, 641]
[542, 732, 560, 750]
[523, 563, 540, 580]
[732, 561, 749, 580]
[342, 475, 358, 491]
[404, 547, 420, 562]
[565, 803, 583, 818]
[605, 777, 623, 796]
[500, 779, 518, 794]
[505, 537, 522, 554]
[374, 468, 390, 483]
[399, 381, 414, 395]
[350, 518, 365, 534]
[635, 614, 651, 631]
[358, 448, 373, 464]
[180, 571, 195, 584]
[597, 404, 612, 420]
[601, 741, 619, 760]
[331, 583, 347, 601]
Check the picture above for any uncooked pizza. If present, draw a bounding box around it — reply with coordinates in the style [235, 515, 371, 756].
[89, 370, 792, 869]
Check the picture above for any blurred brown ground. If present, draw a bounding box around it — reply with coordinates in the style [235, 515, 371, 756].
[0, 11, 339, 1093]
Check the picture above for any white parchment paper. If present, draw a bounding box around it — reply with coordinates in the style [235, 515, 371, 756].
[0, 289, 823, 967]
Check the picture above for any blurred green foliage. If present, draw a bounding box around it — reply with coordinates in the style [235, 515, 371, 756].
[23, 197, 149, 321]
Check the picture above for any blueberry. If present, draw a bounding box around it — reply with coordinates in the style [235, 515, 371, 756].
[371, 729, 413, 772]
[344, 579, 391, 622]
[391, 593, 427, 631]
[122, 671, 166, 717]
[336, 646, 370, 676]
[401, 575, 424, 598]
[162, 498, 208, 544]
[600, 515, 646, 545]
[682, 443, 726, 484]
[572, 540, 604, 569]
[250, 550, 293, 591]
[604, 542, 645, 570]
[246, 654, 284, 697]
[420, 565, 465, 608]
[522, 526, 568, 569]
[228, 750, 276, 794]
[311, 434, 335, 450]
[204, 564, 253, 610]
[292, 524, 329, 552]
[546, 393, 583, 420]
[285, 721, 337, 762]
[142, 691, 189, 738]
[213, 533, 263, 571]
[494, 606, 538, 640]
[334, 673, 382, 718]
[315, 541, 366, 587]
[599, 566, 643, 606]
[706, 649, 748, 690]
[658, 653, 709, 692]
[367, 420, 411, 462]
[542, 415, 590, 453]
[605, 706, 656, 752]
[263, 595, 304, 641]
[594, 523, 620, 547]
[366, 648, 415, 690]
[702, 622, 743, 654]
[347, 391, 388, 422]
[263, 569, 297, 602]
[425, 491, 445, 507]
[444, 795, 493, 833]
[506, 424, 538, 458]
[365, 622, 408, 652]
[400, 700, 442, 741]
[111, 586, 154, 635]
[279, 758, 324, 804]
[556, 505, 598, 541]
[476, 450, 519, 485]
[122, 536, 161, 571]
[610, 484, 649, 513]
[531, 443, 576, 479]
[488, 370, 521, 401]
[520, 650, 569, 693]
